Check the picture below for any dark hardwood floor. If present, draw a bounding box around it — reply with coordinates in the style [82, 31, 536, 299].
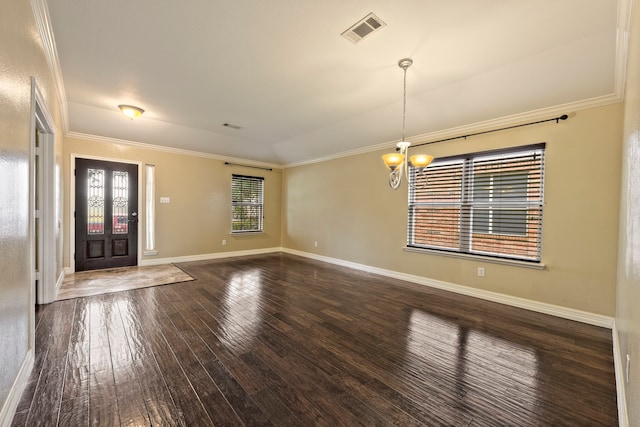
[12, 253, 618, 426]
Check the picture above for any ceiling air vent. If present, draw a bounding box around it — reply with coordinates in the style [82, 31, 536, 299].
[341, 13, 386, 44]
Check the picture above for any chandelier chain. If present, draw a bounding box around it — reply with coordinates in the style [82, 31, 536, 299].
[402, 65, 407, 143]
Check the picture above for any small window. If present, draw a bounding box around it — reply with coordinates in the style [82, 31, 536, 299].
[231, 175, 264, 233]
[145, 164, 156, 254]
[408, 144, 545, 262]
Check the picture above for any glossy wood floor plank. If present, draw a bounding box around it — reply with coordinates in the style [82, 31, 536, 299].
[130, 290, 210, 426]
[13, 253, 618, 426]
[113, 292, 184, 427]
[23, 299, 77, 426]
[161, 286, 274, 426]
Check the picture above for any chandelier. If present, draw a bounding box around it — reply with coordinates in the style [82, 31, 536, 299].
[382, 58, 433, 189]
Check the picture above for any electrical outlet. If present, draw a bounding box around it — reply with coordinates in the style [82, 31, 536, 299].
[222, 239, 227, 246]
[314, 241, 318, 248]
[477, 267, 485, 277]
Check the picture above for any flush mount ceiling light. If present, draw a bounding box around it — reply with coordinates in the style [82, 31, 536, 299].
[382, 58, 433, 190]
[118, 104, 144, 120]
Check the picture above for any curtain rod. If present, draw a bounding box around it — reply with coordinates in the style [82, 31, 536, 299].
[224, 161, 273, 171]
[408, 114, 569, 149]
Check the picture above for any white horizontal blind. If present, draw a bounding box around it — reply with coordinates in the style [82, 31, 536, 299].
[231, 174, 264, 233]
[408, 144, 545, 262]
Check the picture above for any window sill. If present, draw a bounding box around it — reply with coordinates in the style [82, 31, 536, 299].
[230, 231, 264, 236]
[403, 246, 545, 270]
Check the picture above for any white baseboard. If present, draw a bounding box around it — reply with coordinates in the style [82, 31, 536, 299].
[612, 322, 629, 427]
[66, 246, 614, 328]
[281, 248, 615, 328]
[0, 349, 34, 427]
[139, 247, 283, 266]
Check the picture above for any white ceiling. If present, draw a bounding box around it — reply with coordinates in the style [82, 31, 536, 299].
[46, 0, 622, 166]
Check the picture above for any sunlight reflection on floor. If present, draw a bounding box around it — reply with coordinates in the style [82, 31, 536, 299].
[407, 309, 540, 423]
[220, 269, 263, 351]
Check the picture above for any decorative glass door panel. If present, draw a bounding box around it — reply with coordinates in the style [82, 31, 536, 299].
[75, 159, 138, 271]
[112, 171, 129, 234]
[87, 168, 105, 234]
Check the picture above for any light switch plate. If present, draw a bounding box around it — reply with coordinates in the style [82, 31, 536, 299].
[160, 197, 170, 204]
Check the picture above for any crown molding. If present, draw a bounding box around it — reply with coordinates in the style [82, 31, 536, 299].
[30, 0, 68, 133]
[65, 131, 283, 170]
[66, 94, 623, 172]
[284, 93, 623, 168]
[410, 93, 622, 145]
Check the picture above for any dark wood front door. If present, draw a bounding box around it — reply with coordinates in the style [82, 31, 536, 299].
[75, 158, 138, 271]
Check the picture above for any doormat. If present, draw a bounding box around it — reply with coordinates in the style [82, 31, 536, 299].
[56, 264, 195, 300]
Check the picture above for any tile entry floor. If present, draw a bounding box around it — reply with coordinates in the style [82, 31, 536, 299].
[56, 264, 195, 300]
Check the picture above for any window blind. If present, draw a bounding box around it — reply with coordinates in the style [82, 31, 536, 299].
[408, 144, 545, 262]
[231, 174, 264, 233]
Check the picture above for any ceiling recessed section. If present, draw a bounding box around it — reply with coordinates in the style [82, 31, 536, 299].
[45, 0, 623, 166]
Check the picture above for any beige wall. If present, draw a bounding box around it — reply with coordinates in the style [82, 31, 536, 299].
[617, 0, 640, 424]
[0, 0, 64, 414]
[283, 103, 622, 316]
[63, 137, 282, 268]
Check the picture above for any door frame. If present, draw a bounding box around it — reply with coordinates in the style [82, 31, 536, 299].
[30, 79, 57, 311]
[69, 154, 142, 273]
[30, 78, 57, 307]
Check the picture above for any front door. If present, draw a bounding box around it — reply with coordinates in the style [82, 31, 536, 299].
[75, 158, 138, 271]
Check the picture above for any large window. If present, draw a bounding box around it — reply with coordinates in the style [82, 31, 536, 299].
[231, 174, 264, 233]
[407, 144, 545, 262]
